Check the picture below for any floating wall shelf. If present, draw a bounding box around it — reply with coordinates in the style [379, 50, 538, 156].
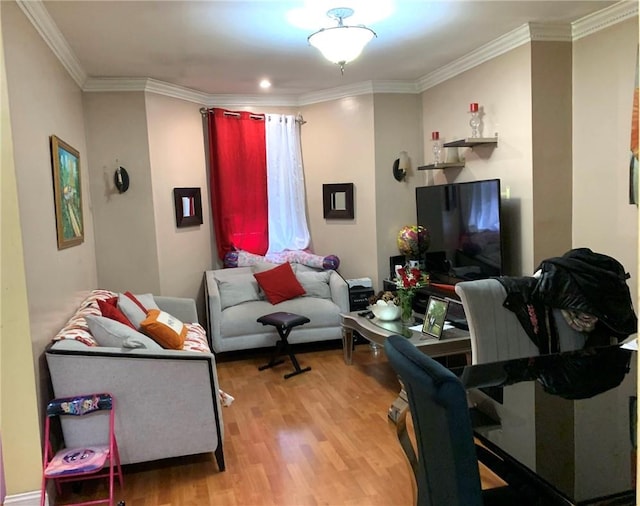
[443, 137, 498, 148]
[418, 162, 465, 171]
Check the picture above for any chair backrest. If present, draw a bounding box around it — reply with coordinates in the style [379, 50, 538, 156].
[45, 393, 115, 450]
[454, 279, 539, 364]
[46, 393, 113, 418]
[384, 335, 483, 506]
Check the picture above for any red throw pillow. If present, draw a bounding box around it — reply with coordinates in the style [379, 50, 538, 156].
[253, 263, 305, 304]
[97, 298, 135, 329]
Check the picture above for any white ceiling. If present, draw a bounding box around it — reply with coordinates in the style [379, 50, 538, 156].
[25, 1, 631, 104]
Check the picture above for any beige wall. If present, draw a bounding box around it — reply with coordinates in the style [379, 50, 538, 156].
[571, 18, 638, 499]
[372, 94, 423, 288]
[146, 93, 213, 317]
[573, 18, 638, 300]
[0, 3, 43, 496]
[3, 0, 98, 407]
[301, 96, 378, 284]
[531, 41, 573, 265]
[3, 1, 98, 357]
[1, 0, 638, 498]
[83, 92, 161, 294]
[420, 44, 534, 275]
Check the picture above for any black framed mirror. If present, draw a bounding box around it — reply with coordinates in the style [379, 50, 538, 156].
[323, 183, 354, 219]
[173, 187, 203, 227]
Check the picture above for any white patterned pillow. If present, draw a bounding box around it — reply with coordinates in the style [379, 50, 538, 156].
[52, 289, 118, 347]
[182, 323, 211, 353]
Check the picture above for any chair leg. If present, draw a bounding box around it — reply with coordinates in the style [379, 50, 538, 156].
[258, 338, 286, 370]
[258, 326, 311, 379]
[113, 440, 124, 489]
[283, 349, 312, 379]
[40, 477, 47, 506]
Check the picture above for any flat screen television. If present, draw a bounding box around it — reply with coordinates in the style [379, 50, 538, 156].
[416, 179, 504, 282]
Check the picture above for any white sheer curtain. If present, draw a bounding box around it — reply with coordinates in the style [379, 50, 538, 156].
[265, 113, 310, 254]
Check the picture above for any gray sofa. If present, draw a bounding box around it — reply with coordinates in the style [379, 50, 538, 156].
[45, 292, 225, 470]
[205, 264, 350, 353]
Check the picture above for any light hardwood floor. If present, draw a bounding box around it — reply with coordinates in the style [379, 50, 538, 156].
[55, 342, 503, 506]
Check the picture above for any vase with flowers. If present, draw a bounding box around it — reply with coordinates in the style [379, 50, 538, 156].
[396, 265, 429, 324]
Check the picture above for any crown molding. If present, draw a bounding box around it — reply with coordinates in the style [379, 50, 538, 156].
[143, 79, 211, 104]
[204, 94, 300, 108]
[572, 0, 638, 41]
[416, 22, 572, 92]
[83, 77, 149, 93]
[16, 0, 86, 88]
[528, 22, 572, 41]
[417, 23, 532, 92]
[371, 80, 421, 94]
[21, 0, 637, 105]
[297, 80, 419, 106]
[83, 78, 419, 107]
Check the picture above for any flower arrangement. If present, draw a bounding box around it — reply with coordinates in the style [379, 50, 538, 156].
[397, 225, 430, 259]
[368, 267, 429, 323]
[395, 266, 430, 322]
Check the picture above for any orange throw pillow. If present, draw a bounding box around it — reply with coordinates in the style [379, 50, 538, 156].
[253, 262, 305, 304]
[140, 309, 187, 350]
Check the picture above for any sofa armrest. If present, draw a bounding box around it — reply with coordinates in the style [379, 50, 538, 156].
[205, 271, 222, 351]
[329, 271, 350, 313]
[46, 343, 225, 468]
[155, 296, 198, 323]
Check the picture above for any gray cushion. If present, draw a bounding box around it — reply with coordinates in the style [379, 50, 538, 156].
[217, 277, 261, 310]
[252, 261, 279, 274]
[296, 271, 331, 299]
[85, 315, 163, 350]
[213, 266, 253, 283]
[117, 293, 159, 329]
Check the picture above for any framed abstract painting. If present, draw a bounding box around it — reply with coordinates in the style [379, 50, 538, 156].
[50, 135, 84, 249]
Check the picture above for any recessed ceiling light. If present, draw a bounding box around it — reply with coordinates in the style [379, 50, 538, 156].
[259, 79, 271, 89]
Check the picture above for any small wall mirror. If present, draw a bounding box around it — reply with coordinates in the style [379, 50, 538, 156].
[173, 187, 203, 227]
[323, 183, 354, 219]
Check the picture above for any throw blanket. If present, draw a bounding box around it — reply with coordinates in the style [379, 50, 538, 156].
[224, 249, 340, 270]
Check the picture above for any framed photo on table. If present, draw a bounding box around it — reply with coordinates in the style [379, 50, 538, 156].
[422, 296, 449, 339]
[50, 135, 84, 250]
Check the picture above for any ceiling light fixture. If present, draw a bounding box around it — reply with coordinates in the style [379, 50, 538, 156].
[307, 7, 376, 74]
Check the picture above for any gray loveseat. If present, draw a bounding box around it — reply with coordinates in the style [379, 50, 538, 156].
[205, 264, 349, 353]
[45, 290, 225, 469]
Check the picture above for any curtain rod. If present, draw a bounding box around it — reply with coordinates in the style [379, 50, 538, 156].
[199, 107, 306, 125]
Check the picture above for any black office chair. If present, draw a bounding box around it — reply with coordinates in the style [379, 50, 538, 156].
[384, 335, 532, 506]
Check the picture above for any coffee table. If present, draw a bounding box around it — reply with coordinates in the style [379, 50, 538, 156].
[340, 311, 471, 422]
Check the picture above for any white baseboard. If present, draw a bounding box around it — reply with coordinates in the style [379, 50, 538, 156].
[4, 490, 46, 506]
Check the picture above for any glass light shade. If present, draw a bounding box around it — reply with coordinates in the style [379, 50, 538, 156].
[308, 25, 376, 65]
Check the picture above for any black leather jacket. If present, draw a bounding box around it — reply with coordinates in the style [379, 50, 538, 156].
[497, 248, 637, 353]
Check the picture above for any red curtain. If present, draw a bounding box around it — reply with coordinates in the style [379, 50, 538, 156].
[207, 109, 268, 259]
